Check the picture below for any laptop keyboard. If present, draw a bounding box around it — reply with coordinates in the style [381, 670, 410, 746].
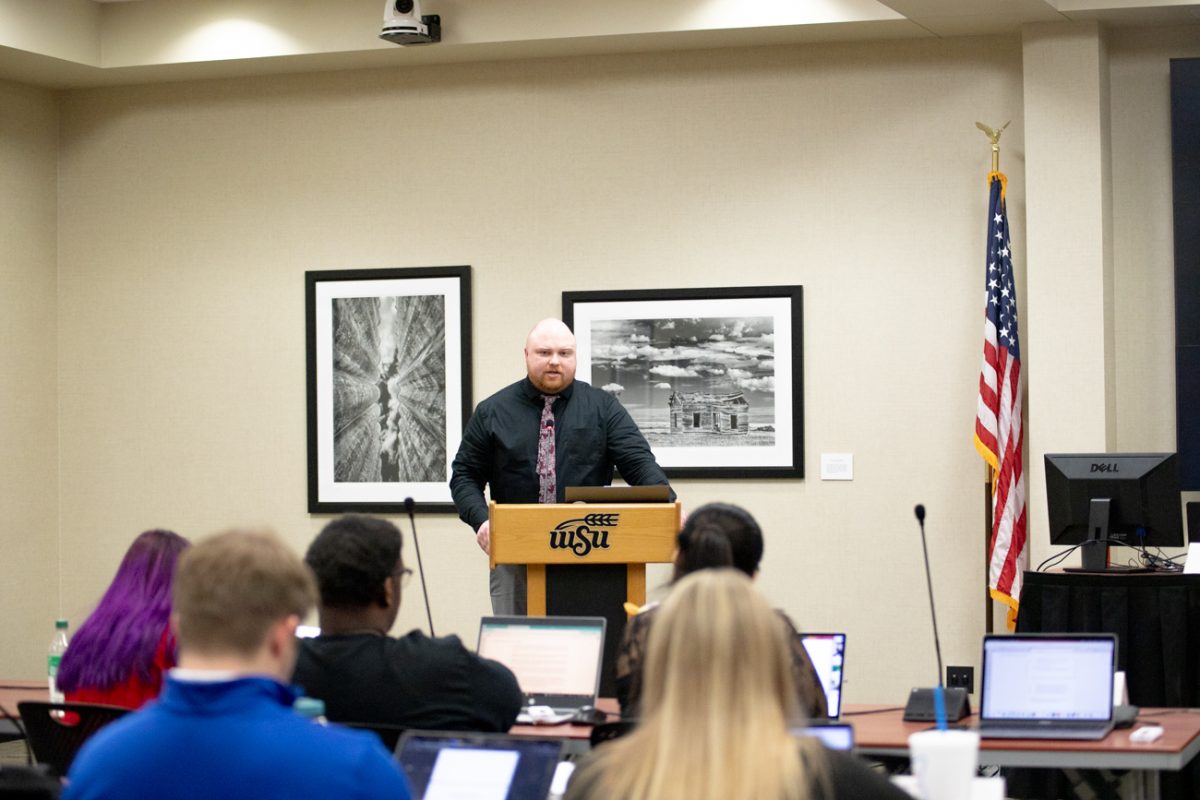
[979, 725, 1113, 741]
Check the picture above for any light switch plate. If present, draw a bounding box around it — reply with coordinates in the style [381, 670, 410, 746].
[820, 453, 853, 481]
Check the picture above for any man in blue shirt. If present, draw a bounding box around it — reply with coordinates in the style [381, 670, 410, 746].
[65, 529, 411, 800]
[451, 318, 672, 614]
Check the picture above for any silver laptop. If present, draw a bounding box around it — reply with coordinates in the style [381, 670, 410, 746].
[799, 633, 847, 719]
[978, 634, 1117, 740]
[394, 730, 565, 800]
[476, 615, 606, 714]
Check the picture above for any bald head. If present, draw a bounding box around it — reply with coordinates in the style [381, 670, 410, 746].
[526, 318, 574, 346]
[525, 319, 577, 394]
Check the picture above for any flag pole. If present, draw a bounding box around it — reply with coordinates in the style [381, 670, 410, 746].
[975, 120, 1009, 634]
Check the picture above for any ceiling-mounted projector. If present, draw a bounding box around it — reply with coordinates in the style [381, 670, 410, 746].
[380, 0, 440, 45]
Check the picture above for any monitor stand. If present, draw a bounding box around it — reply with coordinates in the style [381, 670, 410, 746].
[1062, 498, 1152, 574]
[1062, 543, 1151, 574]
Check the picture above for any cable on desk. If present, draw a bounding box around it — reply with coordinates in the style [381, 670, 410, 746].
[1034, 539, 1184, 573]
[842, 706, 905, 716]
[1133, 543, 1184, 572]
[1036, 543, 1085, 572]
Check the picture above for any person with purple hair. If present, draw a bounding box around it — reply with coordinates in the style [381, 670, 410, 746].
[56, 529, 190, 709]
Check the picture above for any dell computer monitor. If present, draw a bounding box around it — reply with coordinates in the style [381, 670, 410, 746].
[1044, 452, 1183, 552]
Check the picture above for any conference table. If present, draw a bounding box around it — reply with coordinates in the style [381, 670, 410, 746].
[509, 701, 1200, 798]
[0, 679, 44, 724]
[508, 697, 618, 751]
[5, 682, 610, 739]
[9, 680, 1200, 798]
[0, 680, 45, 708]
[510, 700, 1200, 798]
[846, 704, 1200, 800]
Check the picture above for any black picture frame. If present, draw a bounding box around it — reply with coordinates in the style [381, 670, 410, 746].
[306, 266, 472, 513]
[563, 285, 803, 479]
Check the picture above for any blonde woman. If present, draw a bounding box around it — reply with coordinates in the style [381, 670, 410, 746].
[566, 570, 908, 800]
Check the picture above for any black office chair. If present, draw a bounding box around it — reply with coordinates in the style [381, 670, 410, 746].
[0, 765, 60, 799]
[588, 720, 636, 748]
[16, 702, 128, 778]
[340, 721, 408, 752]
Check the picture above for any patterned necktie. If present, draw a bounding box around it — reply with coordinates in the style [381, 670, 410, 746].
[537, 394, 557, 503]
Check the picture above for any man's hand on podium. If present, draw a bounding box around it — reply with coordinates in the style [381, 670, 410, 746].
[475, 520, 490, 554]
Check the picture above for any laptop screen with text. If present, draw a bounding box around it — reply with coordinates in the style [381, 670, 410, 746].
[981, 636, 1115, 722]
[477, 616, 606, 708]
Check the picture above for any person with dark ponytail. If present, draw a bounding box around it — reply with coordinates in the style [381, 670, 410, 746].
[614, 503, 827, 719]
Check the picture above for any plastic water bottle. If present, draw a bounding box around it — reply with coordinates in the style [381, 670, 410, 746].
[48, 619, 69, 703]
[293, 696, 327, 725]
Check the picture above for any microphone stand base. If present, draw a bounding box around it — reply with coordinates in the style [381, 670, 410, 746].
[902, 687, 971, 722]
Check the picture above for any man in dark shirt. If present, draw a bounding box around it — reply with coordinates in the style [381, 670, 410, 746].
[293, 515, 523, 732]
[450, 318, 673, 614]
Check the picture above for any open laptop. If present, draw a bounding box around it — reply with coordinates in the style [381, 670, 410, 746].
[477, 616, 606, 718]
[563, 485, 672, 503]
[394, 730, 564, 800]
[977, 634, 1117, 740]
[799, 633, 847, 719]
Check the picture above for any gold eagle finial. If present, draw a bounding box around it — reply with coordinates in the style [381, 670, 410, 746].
[976, 121, 1011, 170]
[975, 120, 1010, 146]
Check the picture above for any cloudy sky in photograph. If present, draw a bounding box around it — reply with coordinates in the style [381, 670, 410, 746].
[587, 316, 776, 425]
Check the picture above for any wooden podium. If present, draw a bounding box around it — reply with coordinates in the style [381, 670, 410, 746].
[489, 500, 680, 614]
[489, 500, 680, 695]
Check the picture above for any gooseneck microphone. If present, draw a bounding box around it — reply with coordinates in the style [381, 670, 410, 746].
[915, 504, 948, 729]
[914, 504, 946, 691]
[404, 497, 436, 637]
[902, 503, 970, 725]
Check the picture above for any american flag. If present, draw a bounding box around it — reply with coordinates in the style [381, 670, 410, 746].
[974, 172, 1027, 628]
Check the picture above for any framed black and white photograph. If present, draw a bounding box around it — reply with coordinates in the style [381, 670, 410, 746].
[306, 266, 471, 512]
[563, 285, 803, 479]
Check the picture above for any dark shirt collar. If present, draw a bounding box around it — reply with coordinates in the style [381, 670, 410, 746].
[520, 376, 574, 403]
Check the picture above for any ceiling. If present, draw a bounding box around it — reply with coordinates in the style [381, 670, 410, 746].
[1, 0, 1197, 89]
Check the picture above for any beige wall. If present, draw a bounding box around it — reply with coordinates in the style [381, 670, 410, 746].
[4, 25, 1192, 703]
[50, 36, 1022, 702]
[0, 77, 59, 678]
[1022, 22, 1117, 569]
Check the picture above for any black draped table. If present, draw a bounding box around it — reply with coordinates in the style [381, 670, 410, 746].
[1016, 569, 1200, 708]
[1014, 570, 1200, 799]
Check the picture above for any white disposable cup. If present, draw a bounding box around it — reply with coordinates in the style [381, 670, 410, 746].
[908, 729, 980, 800]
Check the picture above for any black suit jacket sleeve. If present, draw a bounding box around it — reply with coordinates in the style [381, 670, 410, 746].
[449, 401, 494, 531]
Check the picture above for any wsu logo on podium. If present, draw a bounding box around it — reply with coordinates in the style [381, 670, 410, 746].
[548, 513, 618, 557]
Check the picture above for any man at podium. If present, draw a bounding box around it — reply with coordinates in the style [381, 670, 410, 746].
[450, 318, 673, 615]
